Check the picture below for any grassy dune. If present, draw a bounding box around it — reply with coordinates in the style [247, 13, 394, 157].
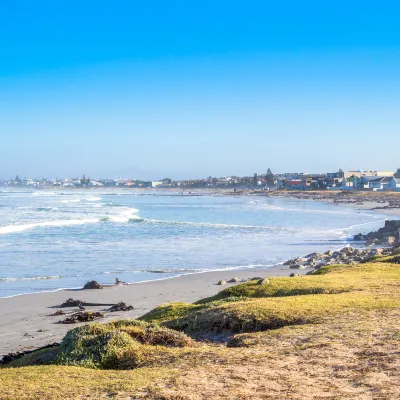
[1, 258, 400, 399]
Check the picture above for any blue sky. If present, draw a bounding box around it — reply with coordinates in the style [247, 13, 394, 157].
[1, 1, 399, 179]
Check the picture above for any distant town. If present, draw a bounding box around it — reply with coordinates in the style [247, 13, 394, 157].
[1, 169, 400, 192]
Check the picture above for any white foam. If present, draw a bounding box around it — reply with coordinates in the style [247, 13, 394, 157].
[146, 219, 293, 231]
[0, 218, 99, 235]
[60, 198, 81, 204]
[31, 191, 57, 197]
[85, 195, 102, 202]
[0, 275, 62, 282]
[107, 208, 141, 223]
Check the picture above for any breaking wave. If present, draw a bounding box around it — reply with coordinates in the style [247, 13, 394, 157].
[0, 275, 62, 282]
[101, 208, 143, 223]
[0, 218, 100, 235]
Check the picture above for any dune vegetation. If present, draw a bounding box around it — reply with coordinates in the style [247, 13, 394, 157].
[1, 257, 400, 399]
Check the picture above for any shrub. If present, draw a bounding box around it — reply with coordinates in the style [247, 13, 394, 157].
[58, 320, 192, 369]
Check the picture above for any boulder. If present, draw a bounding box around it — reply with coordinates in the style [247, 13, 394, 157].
[289, 264, 307, 269]
[383, 236, 396, 245]
[369, 248, 383, 256]
[228, 277, 240, 283]
[217, 280, 227, 286]
[289, 273, 300, 277]
[366, 238, 381, 246]
[353, 233, 365, 241]
[324, 250, 333, 257]
[257, 278, 269, 285]
[83, 281, 103, 290]
[305, 252, 324, 260]
[283, 257, 306, 266]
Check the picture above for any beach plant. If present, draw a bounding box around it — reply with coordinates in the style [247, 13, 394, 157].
[2, 257, 400, 398]
[58, 319, 193, 369]
[141, 259, 400, 334]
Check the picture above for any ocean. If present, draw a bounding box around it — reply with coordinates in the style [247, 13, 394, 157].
[0, 189, 390, 298]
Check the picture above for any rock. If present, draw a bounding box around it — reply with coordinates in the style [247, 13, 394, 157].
[305, 260, 317, 267]
[366, 238, 381, 246]
[228, 277, 240, 283]
[290, 264, 307, 269]
[305, 252, 324, 260]
[217, 280, 227, 286]
[83, 280, 103, 289]
[369, 248, 383, 256]
[383, 236, 396, 245]
[283, 257, 306, 266]
[324, 250, 333, 256]
[354, 233, 365, 241]
[289, 273, 300, 277]
[257, 278, 269, 285]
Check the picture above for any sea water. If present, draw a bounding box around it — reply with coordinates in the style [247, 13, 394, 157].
[0, 189, 391, 297]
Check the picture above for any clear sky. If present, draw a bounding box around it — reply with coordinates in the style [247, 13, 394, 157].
[1, 0, 399, 180]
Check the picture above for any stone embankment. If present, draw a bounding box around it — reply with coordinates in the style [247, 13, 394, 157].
[353, 220, 400, 245]
[284, 246, 393, 274]
[284, 220, 400, 274]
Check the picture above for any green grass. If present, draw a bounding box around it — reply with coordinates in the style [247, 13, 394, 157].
[2, 256, 400, 399]
[58, 319, 193, 369]
[0, 365, 173, 399]
[140, 260, 400, 333]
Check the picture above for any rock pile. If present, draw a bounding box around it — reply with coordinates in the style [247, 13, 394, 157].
[354, 220, 400, 245]
[284, 246, 393, 273]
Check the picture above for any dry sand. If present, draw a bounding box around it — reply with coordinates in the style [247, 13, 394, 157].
[0, 264, 304, 357]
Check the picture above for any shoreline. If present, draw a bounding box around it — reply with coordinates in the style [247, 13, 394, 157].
[0, 263, 279, 300]
[0, 263, 305, 357]
[0, 192, 398, 357]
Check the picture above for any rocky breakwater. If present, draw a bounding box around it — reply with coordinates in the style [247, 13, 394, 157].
[284, 246, 393, 275]
[353, 220, 400, 246]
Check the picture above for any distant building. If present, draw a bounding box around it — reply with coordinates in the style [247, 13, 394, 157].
[344, 170, 394, 179]
[390, 177, 400, 191]
[368, 177, 392, 191]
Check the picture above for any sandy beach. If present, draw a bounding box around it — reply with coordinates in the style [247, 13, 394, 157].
[1, 191, 399, 359]
[0, 264, 306, 357]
